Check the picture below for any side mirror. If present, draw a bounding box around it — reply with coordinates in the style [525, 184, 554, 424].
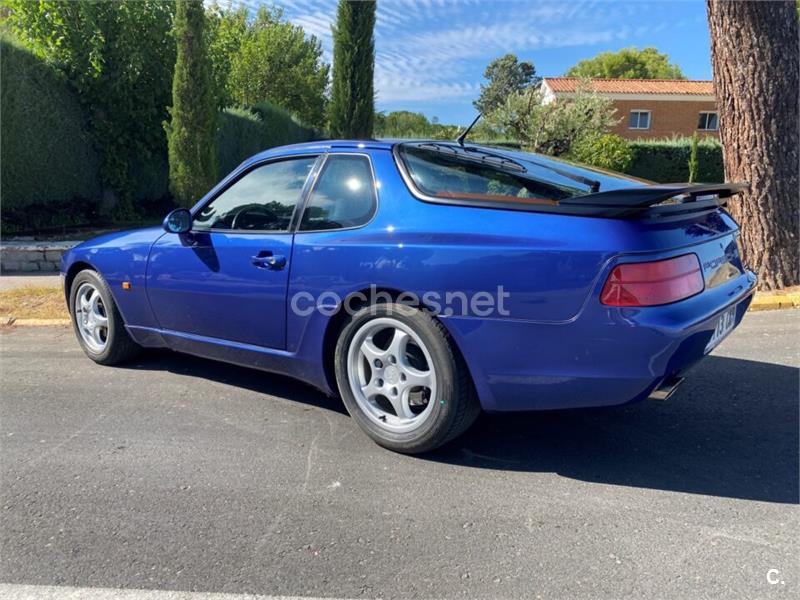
[163, 208, 192, 234]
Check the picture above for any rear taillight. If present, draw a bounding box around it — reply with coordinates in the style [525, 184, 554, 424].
[600, 254, 704, 307]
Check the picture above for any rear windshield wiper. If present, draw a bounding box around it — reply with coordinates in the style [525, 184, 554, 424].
[422, 142, 601, 193]
[519, 156, 601, 193]
[417, 142, 528, 173]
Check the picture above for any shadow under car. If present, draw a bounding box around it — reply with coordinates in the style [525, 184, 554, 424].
[122, 351, 799, 504]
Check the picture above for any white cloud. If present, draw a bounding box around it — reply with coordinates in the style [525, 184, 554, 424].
[243, 0, 670, 106]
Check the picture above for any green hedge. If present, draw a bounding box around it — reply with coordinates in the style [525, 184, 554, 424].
[1, 33, 102, 232]
[626, 137, 724, 183]
[218, 103, 316, 176]
[1, 41, 316, 235]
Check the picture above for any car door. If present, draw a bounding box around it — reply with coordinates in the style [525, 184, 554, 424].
[286, 152, 379, 350]
[146, 155, 319, 349]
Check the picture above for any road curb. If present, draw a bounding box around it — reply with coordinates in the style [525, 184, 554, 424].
[750, 292, 800, 312]
[2, 317, 71, 327]
[0, 240, 80, 273]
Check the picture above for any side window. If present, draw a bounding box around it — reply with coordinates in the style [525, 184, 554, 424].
[193, 157, 316, 231]
[299, 155, 376, 231]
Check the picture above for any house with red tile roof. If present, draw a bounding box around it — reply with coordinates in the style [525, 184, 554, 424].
[541, 78, 718, 140]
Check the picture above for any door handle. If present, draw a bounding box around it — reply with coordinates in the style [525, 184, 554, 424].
[251, 253, 286, 270]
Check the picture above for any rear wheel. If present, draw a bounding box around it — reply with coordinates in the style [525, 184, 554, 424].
[69, 269, 140, 365]
[335, 303, 480, 454]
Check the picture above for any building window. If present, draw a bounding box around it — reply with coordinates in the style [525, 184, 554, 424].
[629, 110, 651, 130]
[698, 111, 719, 131]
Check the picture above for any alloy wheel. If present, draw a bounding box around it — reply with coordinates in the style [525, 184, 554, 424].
[74, 282, 109, 353]
[346, 317, 438, 434]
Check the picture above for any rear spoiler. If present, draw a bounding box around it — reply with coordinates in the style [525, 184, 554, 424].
[560, 182, 748, 218]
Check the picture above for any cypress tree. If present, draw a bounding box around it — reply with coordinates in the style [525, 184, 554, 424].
[329, 0, 376, 138]
[688, 133, 699, 183]
[165, 0, 217, 207]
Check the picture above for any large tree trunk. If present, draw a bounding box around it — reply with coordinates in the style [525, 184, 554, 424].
[706, 0, 799, 290]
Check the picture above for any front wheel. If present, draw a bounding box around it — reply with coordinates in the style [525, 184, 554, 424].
[334, 303, 480, 454]
[69, 269, 141, 365]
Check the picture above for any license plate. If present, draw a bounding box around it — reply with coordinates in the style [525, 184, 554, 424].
[705, 306, 737, 353]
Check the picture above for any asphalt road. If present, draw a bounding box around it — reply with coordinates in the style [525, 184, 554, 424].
[1, 310, 798, 599]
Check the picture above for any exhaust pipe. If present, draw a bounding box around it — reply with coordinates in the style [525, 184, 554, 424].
[648, 375, 685, 401]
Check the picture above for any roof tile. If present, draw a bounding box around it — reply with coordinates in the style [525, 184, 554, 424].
[543, 77, 714, 95]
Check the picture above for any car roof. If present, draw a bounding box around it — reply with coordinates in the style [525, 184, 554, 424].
[247, 138, 469, 161]
[247, 140, 645, 191]
[250, 139, 396, 162]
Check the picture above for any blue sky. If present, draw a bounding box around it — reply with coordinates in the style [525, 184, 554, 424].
[243, 0, 713, 125]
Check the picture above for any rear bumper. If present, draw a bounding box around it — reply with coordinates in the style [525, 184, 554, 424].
[442, 270, 756, 412]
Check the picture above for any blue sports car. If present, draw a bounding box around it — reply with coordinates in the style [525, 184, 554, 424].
[62, 140, 756, 453]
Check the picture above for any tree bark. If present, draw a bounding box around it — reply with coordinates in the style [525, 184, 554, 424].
[707, 0, 799, 290]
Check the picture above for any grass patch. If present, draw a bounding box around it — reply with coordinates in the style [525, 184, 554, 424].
[0, 286, 68, 320]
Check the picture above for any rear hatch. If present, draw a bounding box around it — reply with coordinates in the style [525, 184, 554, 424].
[394, 141, 752, 321]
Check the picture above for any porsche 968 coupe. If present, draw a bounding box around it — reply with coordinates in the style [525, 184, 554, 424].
[62, 140, 755, 453]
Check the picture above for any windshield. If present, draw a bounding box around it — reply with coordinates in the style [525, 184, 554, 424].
[396, 142, 643, 205]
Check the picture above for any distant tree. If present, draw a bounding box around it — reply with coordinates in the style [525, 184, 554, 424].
[707, 0, 799, 290]
[566, 47, 685, 79]
[372, 110, 494, 142]
[486, 85, 618, 156]
[429, 124, 462, 141]
[227, 6, 329, 129]
[204, 1, 247, 109]
[3, 0, 175, 213]
[374, 111, 432, 138]
[165, 0, 217, 207]
[475, 54, 539, 114]
[329, 0, 376, 138]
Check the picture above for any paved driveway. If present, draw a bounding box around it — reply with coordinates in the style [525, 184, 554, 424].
[1, 311, 798, 599]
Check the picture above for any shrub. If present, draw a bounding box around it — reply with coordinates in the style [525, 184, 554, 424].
[485, 85, 619, 156]
[130, 153, 171, 214]
[0, 33, 101, 233]
[569, 134, 633, 172]
[626, 137, 723, 183]
[218, 103, 316, 176]
[4, 0, 176, 212]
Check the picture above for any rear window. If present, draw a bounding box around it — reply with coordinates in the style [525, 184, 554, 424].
[398, 144, 580, 205]
[396, 142, 643, 208]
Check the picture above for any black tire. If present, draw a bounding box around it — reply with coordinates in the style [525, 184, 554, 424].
[68, 269, 141, 365]
[334, 302, 480, 454]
